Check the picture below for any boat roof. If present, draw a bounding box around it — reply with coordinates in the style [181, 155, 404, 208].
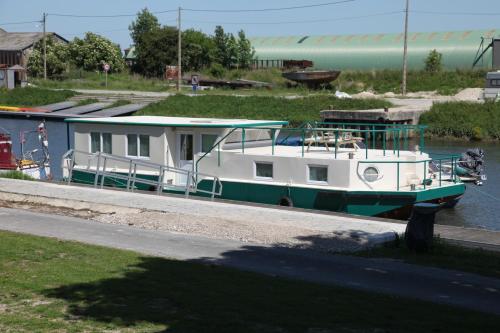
[65, 116, 288, 128]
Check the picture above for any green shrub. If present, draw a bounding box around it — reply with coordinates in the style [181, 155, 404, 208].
[209, 63, 225, 79]
[420, 101, 500, 140]
[425, 49, 443, 73]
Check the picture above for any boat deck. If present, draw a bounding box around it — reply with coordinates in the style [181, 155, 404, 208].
[223, 145, 426, 161]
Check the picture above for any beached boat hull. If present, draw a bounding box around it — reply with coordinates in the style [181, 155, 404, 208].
[282, 70, 341, 88]
[69, 170, 465, 219]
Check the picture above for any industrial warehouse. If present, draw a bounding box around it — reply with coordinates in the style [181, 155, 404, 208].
[251, 29, 500, 70]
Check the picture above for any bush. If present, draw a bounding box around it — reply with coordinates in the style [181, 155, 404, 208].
[27, 37, 69, 78]
[209, 63, 225, 79]
[425, 49, 443, 73]
[69, 32, 125, 73]
[420, 101, 500, 140]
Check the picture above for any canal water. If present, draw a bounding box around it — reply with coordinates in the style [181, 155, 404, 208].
[425, 140, 500, 231]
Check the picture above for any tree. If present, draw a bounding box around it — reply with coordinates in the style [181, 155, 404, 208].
[226, 34, 238, 68]
[236, 30, 254, 69]
[425, 49, 443, 73]
[27, 37, 69, 78]
[135, 26, 178, 77]
[129, 8, 160, 45]
[212, 25, 228, 67]
[68, 32, 125, 72]
[211, 25, 239, 69]
[182, 29, 214, 71]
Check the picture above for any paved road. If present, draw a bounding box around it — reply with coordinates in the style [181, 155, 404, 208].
[1, 207, 500, 315]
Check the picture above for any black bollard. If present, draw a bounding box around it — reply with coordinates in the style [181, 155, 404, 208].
[405, 203, 441, 252]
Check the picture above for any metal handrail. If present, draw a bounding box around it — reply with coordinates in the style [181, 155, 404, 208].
[62, 149, 222, 200]
[356, 154, 460, 191]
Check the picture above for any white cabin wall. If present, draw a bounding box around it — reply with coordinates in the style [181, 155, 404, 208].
[196, 150, 430, 191]
[73, 123, 165, 172]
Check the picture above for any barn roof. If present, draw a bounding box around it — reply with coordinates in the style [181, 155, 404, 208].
[0, 31, 68, 51]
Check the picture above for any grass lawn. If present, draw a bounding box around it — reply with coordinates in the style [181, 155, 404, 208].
[137, 95, 391, 127]
[336, 69, 486, 95]
[0, 171, 34, 181]
[357, 237, 500, 279]
[30, 69, 486, 96]
[31, 71, 173, 92]
[0, 87, 75, 107]
[1, 230, 499, 332]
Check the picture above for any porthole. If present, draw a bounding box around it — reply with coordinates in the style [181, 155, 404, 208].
[363, 167, 379, 182]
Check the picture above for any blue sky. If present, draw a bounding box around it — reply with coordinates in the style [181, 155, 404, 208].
[1, 0, 499, 48]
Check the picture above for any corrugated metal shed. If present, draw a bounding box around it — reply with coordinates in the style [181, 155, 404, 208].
[251, 29, 499, 70]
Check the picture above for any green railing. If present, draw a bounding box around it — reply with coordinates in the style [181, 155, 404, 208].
[194, 122, 457, 190]
[357, 154, 460, 191]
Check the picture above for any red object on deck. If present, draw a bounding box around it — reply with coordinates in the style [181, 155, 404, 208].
[0, 133, 17, 170]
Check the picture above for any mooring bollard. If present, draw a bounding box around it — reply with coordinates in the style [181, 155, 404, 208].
[405, 203, 441, 252]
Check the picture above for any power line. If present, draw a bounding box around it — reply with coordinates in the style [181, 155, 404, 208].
[184, 11, 402, 25]
[183, 0, 355, 13]
[412, 10, 500, 16]
[47, 9, 177, 18]
[0, 20, 41, 26]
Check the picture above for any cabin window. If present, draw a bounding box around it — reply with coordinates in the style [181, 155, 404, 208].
[139, 135, 150, 157]
[255, 162, 273, 179]
[127, 134, 150, 158]
[90, 132, 112, 154]
[201, 134, 218, 153]
[179, 134, 194, 161]
[90, 132, 100, 153]
[102, 133, 112, 154]
[308, 165, 328, 183]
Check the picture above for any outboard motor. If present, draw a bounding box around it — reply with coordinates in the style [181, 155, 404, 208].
[458, 148, 486, 185]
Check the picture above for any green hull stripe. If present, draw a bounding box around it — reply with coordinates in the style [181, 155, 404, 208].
[70, 170, 465, 217]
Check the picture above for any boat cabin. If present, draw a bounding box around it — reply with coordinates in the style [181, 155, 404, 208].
[65, 116, 465, 217]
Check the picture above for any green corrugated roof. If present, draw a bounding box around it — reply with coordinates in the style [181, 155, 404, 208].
[251, 29, 499, 70]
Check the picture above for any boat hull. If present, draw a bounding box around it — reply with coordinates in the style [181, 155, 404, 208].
[70, 170, 465, 219]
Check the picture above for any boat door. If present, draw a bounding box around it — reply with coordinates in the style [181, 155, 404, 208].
[176, 133, 194, 185]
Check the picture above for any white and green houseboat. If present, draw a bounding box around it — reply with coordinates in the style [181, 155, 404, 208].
[63, 116, 465, 218]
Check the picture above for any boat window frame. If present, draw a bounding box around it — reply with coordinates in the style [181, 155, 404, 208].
[254, 161, 274, 180]
[200, 133, 220, 154]
[307, 164, 329, 185]
[126, 133, 150, 159]
[363, 166, 381, 183]
[89, 131, 112, 154]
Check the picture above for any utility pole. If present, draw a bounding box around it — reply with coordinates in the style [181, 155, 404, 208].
[177, 7, 182, 92]
[401, 0, 409, 95]
[43, 12, 47, 80]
